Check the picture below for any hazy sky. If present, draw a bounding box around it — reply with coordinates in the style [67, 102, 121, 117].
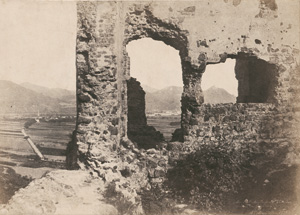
[127, 38, 238, 96]
[0, 1, 237, 96]
[127, 38, 183, 90]
[0, 1, 77, 90]
[203, 59, 238, 96]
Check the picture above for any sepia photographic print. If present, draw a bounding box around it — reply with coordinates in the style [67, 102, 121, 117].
[0, 0, 299, 214]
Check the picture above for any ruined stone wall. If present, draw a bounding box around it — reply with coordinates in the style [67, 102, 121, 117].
[67, 2, 122, 169]
[184, 102, 298, 155]
[186, 103, 276, 143]
[70, 0, 300, 167]
[121, 0, 299, 141]
[127, 78, 147, 129]
[68, 1, 300, 212]
[126, 77, 164, 149]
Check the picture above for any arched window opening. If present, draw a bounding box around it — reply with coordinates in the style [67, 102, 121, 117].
[126, 38, 183, 149]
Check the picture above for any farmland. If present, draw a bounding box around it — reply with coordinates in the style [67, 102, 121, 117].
[0, 114, 179, 175]
[0, 118, 75, 203]
[147, 114, 181, 141]
[0, 114, 179, 203]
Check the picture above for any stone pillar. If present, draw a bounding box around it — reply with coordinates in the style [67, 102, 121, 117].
[67, 2, 123, 169]
[181, 58, 205, 139]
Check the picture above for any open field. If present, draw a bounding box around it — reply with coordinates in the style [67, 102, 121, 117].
[0, 119, 75, 166]
[0, 115, 176, 173]
[0, 115, 177, 176]
[0, 118, 75, 203]
[0, 119, 31, 152]
[0, 115, 178, 204]
[26, 120, 75, 162]
[147, 114, 181, 141]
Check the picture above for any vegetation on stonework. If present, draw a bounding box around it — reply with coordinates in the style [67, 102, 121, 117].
[103, 182, 139, 215]
[0, 166, 33, 204]
[163, 141, 299, 213]
[165, 143, 241, 212]
[141, 185, 177, 215]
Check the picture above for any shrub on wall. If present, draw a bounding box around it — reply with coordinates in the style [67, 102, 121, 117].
[164, 140, 298, 213]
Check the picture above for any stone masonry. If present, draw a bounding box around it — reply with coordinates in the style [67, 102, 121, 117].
[66, 0, 300, 213]
[127, 78, 164, 149]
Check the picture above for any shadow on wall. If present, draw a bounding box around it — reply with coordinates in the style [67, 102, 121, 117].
[127, 78, 164, 149]
[232, 54, 279, 103]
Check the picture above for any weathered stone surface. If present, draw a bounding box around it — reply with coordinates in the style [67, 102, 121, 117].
[65, 1, 300, 214]
[127, 77, 164, 149]
[127, 77, 147, 127]
[3, 1, 299, 214]
[0, 170, 118, 215]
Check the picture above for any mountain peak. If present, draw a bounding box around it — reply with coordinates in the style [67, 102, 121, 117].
[203, 86, 236, 104]
[0, 80, 17, 85]
[141, 84, 158, 93]
[207, 85, 218, 90]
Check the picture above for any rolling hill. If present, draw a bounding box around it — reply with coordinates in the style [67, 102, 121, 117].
[20, 82, 75, 101]
[203, 86, 236, 104]
[0, 81, 76, 115]
[20, 82, 76, 111]
[141, 84, 158, 93]
[0, 80, 235, 116]
[0, 80, 62, 115]
[145, 86, 182, 113]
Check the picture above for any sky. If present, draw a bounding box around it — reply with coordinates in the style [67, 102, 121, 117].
[203, 59, 238, 96]
[127, 38, 238, 96]
[126, 38, 183, 90]
[0, 1, 237, 96]
[0, 0, 77, 91]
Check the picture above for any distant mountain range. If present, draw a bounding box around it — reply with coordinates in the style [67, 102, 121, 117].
[203, 86, 236, 104]
[20, 82, 75, 101]
[0, 80, 75, 115]
[144, 86, 183, 113]
[142, 85, 236, 113]
[0, 80, 235, 116]
[141, 85, 158, 93]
